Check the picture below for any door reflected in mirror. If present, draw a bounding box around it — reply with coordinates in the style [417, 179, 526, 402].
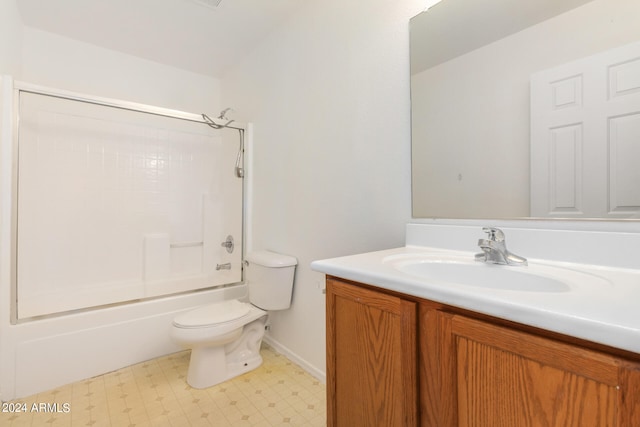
[410, 0, 640, 219]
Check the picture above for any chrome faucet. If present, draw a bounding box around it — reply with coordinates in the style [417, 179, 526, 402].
[475, 227, 527, 266]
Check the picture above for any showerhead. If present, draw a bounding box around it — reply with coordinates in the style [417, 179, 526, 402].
[218, 108, 234, 120]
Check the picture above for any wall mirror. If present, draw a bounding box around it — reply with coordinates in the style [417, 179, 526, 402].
[410, 0, 640, 219]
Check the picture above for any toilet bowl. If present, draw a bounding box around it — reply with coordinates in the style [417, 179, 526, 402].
[171, 250, 297, 389]
[171, 300, 268, 389]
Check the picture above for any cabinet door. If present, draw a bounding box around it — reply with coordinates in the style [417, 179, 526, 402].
[449, 314, 640, 427]
[326, 278, 418, 426]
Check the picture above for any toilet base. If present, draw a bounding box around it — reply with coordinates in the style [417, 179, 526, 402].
[186, 316, 267, 389]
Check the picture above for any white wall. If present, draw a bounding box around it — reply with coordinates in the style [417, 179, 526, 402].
[222, 0, 424, 377]
[0, 0, 22, 76]
[21, 27, 221, 112]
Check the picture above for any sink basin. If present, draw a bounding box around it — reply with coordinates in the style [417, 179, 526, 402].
[384, 254, 610, 293]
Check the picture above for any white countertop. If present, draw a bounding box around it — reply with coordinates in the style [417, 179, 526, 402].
[311, 245, 640, 355]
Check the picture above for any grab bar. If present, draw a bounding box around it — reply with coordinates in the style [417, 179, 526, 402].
[170, 241, 203, 249]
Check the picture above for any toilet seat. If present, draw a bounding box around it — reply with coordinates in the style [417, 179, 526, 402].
[173, 300, 251, 329]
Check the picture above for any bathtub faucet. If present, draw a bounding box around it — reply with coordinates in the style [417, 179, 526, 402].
[220, 235, 234, 253]
[475, 227, 527, 266]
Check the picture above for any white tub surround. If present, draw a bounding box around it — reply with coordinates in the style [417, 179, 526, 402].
[12, 84, 246, 319]
[311, 223, 640, 355]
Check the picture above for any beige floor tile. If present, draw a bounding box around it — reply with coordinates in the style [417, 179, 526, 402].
[0, 344, 325, 426]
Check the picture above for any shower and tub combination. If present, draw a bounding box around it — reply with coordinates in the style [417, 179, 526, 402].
[0, 76, 293, 400]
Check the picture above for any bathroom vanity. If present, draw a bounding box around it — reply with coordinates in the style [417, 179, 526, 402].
[325, 275, 640, 426]
[312, 225, 640, 427]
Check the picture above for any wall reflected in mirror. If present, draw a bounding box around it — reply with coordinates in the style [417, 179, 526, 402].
[410, 0, 640, 219]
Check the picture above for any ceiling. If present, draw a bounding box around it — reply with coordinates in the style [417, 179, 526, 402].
[16, 0, 303, 78]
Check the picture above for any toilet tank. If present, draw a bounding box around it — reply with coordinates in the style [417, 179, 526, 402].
[245, 251, 297, 310]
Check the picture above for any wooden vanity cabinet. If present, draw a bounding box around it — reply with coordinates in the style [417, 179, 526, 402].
[326, 276, 640, 427]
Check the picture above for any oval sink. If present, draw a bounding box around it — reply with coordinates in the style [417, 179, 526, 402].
[384, 254, 610, 293]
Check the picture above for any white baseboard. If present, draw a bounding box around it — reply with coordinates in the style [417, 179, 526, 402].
[263, 335, 326, 384]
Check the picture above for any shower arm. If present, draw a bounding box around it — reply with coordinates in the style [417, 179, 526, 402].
[201, 112, 234, 129]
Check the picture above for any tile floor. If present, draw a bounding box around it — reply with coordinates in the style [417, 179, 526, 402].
[0, 344, 326, 426]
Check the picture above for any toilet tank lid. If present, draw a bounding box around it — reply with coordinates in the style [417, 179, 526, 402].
[246, 250, 297, 267]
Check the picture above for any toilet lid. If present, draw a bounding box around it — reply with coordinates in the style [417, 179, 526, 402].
[173, 300, 251, 328]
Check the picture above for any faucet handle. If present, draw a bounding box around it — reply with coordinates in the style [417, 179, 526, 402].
[482, 227, 505, 242]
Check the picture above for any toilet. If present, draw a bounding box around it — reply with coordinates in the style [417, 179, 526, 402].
[171, 250, 297, 389]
